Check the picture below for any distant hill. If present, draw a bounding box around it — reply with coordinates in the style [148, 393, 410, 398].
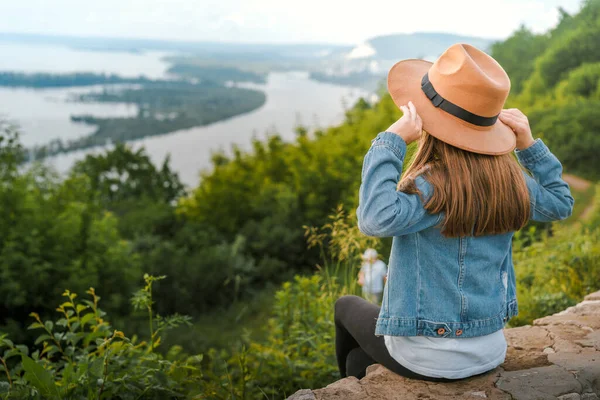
[0, 32, 349, 59]
[0, 31, 494, 61]
[311, 32, 496, 89]
[365, 32, 495, 60]
[1, 31, 495, 90]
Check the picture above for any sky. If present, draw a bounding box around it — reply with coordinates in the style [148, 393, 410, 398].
[0, 0, 584, 44]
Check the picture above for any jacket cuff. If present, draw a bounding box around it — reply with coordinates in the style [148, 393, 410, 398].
[515, 139, 550, 166]
[371, 131, 407, 160]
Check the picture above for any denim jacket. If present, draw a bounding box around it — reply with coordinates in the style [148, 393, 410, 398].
[357, 132, 574, 338]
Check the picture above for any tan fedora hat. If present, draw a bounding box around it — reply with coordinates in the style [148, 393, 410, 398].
[387, 43, 516, 155]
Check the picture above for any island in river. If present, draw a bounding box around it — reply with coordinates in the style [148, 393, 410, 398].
[0, 69, 267, 160]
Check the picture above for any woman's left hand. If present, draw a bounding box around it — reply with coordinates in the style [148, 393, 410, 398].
[386, 101, 423, 144]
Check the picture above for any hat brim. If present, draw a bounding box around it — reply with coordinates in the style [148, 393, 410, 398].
[387, 59, 516, 155]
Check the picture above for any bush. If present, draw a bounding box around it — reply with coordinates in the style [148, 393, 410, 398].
[512, 187, 600, 325]
[555, 62, 600, 99]
[527, 100, 600, 180]
[0, 275, 202, 399]
[177, 97, 401, 293]
[0, 167, 141, 340]
[197, 206, 382, 398]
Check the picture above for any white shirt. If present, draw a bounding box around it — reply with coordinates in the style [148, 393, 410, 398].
[360, 260, 387, 293]
[384, 330, 507, 379]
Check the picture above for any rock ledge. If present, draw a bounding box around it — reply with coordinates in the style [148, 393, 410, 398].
[288, 291, 600, 400]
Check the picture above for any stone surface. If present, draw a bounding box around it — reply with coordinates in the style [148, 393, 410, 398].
[585, 292, 600, 301]
[311, 366, 510, 400]
[557, 394, 581, 400]
[495, 365, 581, 399]
[287, 389, 317, 400]
[287, 291, 600, 400]
[548, 352, 600, 393]
[503, 325, 553, 371]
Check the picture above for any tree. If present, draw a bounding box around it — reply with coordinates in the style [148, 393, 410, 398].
[70, 144, 185, 238]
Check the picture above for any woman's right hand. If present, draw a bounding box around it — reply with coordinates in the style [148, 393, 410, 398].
[386, 101, 423, 144]
[499, 108, 535, 150]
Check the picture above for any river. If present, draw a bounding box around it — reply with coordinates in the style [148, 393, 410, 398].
[0, 42, 369, 186]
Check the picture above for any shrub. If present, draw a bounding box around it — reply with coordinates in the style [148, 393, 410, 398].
[0, 275, 201, 399]
[527, 100, 600, 180]
[512, 188, 600, 325]
[197, 206, 382, 398]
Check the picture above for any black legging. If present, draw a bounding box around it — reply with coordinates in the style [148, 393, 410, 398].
[334, 295, 456, 382]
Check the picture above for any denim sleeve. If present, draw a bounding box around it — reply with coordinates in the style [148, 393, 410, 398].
[356, 132, 441, 237]
[515, 139, 574, 222]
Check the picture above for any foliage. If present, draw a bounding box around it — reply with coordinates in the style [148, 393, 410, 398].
[526, 100, 600, 181]
[142, 231, 261, 316]
[555, 62, 600, 99]
[198, 194, 600, 398]
[0, 72, 154, 88]
[197, 207, 375, 399]
[167, 63, 266, 84]
[0, 122, 24, 180]
[198, 274, 341, 399]
[70, 144, 185, 239]
[0, 140, 141, 344]
[490, 25, 549, 95]
[491, 0, 600, 178]
[304, 204, 381, 290]
[2, 7, 600, 396]
[0, 275, 201, 399]
[178, 97, 400, 293]
[31, 82, 266, 160]
[512, 186, 600, 325]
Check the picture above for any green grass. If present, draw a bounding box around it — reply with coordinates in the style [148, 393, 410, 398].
[568, 183, 597, 223]
[161, 285, 278, 355]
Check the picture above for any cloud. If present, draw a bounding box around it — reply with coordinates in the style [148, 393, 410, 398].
[0, 0, 584, 44]
[218, 14, 246, 27]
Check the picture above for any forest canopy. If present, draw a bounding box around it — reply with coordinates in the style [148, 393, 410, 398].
[491, 0, 600, 179]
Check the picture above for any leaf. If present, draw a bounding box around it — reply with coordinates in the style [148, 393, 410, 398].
[34, 334, 53, 345]
[55, 319, 68, 328]
[80, 313, 95, 327]
[16, 345, 29, 356]
[187, 354, 204, 364]
[41, 344, 56, 358]
[76, 304, 88, 313]
[50, 348, 62, 358]
[21, 355, 62, 399]
[44, 321, 54, 332]
[83, 330, 107, 347]
[27, 322, 44, 330]
[60, 363, 73, 385]
[82, 300, 95, 308]
[154, 370, 169, 386]
[88, 358, 104, 378]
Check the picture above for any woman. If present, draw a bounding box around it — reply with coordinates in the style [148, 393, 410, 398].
[335, 44, 574, 381]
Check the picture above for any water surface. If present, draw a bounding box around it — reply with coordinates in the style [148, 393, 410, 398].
[47, 72, 367, 186]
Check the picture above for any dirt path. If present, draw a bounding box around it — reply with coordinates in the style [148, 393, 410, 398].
[563, 173, 595, 221]
[563, 173, 592, 191]
[581, 200, 596, 220]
